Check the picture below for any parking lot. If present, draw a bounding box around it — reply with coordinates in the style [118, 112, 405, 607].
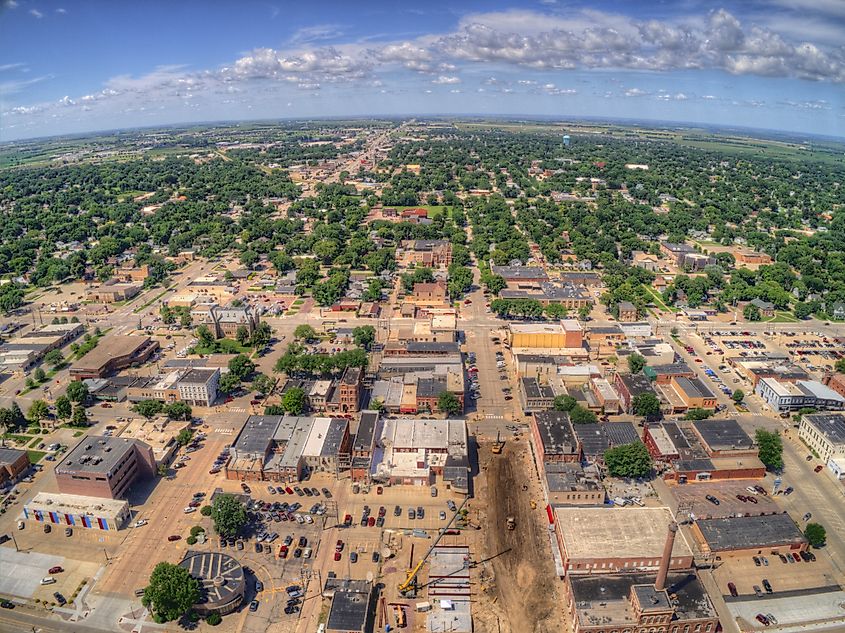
[671, 480, 780, 520]
[713, 550, 836, 598]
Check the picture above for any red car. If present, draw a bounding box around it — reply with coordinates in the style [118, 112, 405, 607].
[101, 402, 112, 408]
[167, 535, 181, 542]
[278, 545, 289, 559]
[344, 514, 352, 526]
[334, 551, 342, 561]
[48, 566, 64, 574]
[336, 540, 344, 551]
[368, 516, 376, 527]
[376, 486, 383, 495]
[815, 465, 824, 473]
[285, 487, 294, 495]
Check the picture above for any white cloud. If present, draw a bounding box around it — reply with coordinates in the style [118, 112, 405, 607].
[4, 0, 18, 8]
[625, 88, 648, 97]
[56, 7, 66, 14]
[29, 8, 43, 18]
[288, 24, 345, 45]
[432, 75, 460, 84]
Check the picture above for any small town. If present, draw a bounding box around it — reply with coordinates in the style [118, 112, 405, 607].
[1, 2, 844, 633]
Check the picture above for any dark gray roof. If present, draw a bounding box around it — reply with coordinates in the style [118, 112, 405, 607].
[618, 373, 655, 396]
[803, 413, 845, 445]
[353, 411, 379, 453]
[533, 411, 577, 456]
[674, 458, 715, 472]
[572, 423, 611, 457]
[326, 582, 372, 632]
[662, 421, 691, 451]
[321, 419, 349, 457]
[569, 572, 715, 621]
[674, 376, 716, 400]
[341, 366, 362, 384]
[0, 447, 27, 465]
[56, 436, 145, 475]
[180, 368, 218, 385]
[691, 419, 753, 452]
[646, 363, 693, 376]
[490, 265, 549, 280]
[603, 422, 641, 447]
[231, 415, 282, 457]
[695, 513, 806, 551]
[406, 341, 461, 354]
[522, 377, 555, 400]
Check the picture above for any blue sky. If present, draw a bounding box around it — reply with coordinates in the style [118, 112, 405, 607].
[1, 0, 843, 141]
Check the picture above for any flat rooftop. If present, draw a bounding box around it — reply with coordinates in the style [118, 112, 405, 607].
[56, 435, 144, 475]
[803, 413, 845, 444]
[26, 491, 128, 518]
[555, 507, 692, 560]
[533, 411, 577, 456]
[695, 513, 806, 551]
[71, 334, 152, 371]
[692, 419, 753, 452]
[326, 582, 372, 632]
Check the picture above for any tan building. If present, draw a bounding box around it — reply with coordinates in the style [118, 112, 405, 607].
[617, 301, 638, 322]
[510, 320, 583, 349]
[401, 240, 453, 268]
[69, 335, 159, 379]
[85, 281, 142, 303]
[410, 281, 448, 306]
[55, 435, 156, 499]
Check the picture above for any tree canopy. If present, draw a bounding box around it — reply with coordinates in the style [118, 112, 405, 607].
[604, 442, 653, 479]
[142, 562, 200, 623]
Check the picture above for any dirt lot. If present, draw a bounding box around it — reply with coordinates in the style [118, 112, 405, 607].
[473, 440, 569, 633]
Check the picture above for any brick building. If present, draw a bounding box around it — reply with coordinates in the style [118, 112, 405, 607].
[55, 436, 156, 499]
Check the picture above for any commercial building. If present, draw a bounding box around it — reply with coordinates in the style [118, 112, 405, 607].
[177, 368, 220, 406]
[179, 551, 245, 616]
[0, 322, 84, 373]
[372, 418, 469, 492]
[659, 242, 716, 271]
[24, 492, 130, 531]
[691, 513, 807, 557]
[798, 413, 845, 465]
[755, 377, 845, 412]
[0, 447, 30, 484]
[55, 435, 156, 499]
[410, 281, 448, 306]
[500, 282, 592, 309]
[350, 411, 381, 481]
[491, 265, 549, 286]
[662, 376, 718, 413]
[545, 463, 605, 506]
[532, 411, 579, 466]
[279, 366, 362, 414]
[118, 417, 191, 468]
[509, 321, 583, 350]
[690, 419, 755, 456]
[554, 507, 693, 575]
[643, 363, 695, 385]
[85, 280, 142, 303]
[325, 579, 374, 633]
[613, 372, 657, 413]
[69, 335, 159, 379]
[566, 571, 719, 633]
[824, 373, 845, 399]
[519, 377, 556, 413]
[370, 368, 464, 415]
[617, 301, 638, 322]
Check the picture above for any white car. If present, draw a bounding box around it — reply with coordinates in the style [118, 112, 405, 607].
[133, 519, 148, 528]
[183, 507, 196, 514]
[745, 486, 758, 495]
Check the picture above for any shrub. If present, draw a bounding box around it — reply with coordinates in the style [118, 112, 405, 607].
[186, 535, 197, 545]
[207, 613, 222, 626]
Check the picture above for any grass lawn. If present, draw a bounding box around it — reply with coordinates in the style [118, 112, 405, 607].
[641, 284, 677, 313]
[27, 450, 47, 463]
[765, 311, 800, 323]
[73, 430, 85, 437]
[1, 434, 32, 446]
[28, 435, 43, 447]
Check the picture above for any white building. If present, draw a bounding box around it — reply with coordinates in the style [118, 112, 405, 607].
[177, 368, 220, 406]
[799, 414, 845, 474]
[756, 378, 845, 412]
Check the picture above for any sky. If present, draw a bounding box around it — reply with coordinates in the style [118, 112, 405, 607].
[0, 0, 844, 141]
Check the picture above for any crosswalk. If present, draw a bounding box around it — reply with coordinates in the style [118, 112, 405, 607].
[214, 428, 235, 435]
[484, 414, 504, 420]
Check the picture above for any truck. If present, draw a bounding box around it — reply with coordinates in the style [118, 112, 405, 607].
[506, 516, 515, 530]
[491, 430, 505, 455]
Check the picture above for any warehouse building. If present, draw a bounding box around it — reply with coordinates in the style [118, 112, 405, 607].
[69, 334, 159, 379]
[24, 492, 130, 530]
[553, 507, 694, 575]
[691, 513, 807, 557]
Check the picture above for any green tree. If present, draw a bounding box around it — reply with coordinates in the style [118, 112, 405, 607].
[577, 304, 591, 321]
[732, 389, 745, 404]
[553, 395, 577, 412]
[805, 522, 826, 548]
[543, 303, 568, 319]
[604, 442, 653, 478]
[27, 400, 49, 422]
[569, 405, 597, 424]
[251, 374, 275, 395]
[66, 380, 88, 403]
[755, 428, 783, 471]
[200, 505, 212, 517]
[282, 387, 307, 415]
[33, 367, 46, 383]
[218, 373, 241, 395]
[160, 304, 175, 325]
[743, 304, 761, 322]
[211, 494, 247, 538]
[293, 324, 317, 341]
[835, 358, 845, 374]
[352, 325, 376, 350]
[166, 402, 192, 421]
[370, 398, 384, 412]
[55, 395, 72, 420]
[44, 349, 65, 367]
[228, 354, 255, 381]
[142, 562, 200, 623]
[250, 322, 272, 349]
[627, 353, 646, 374]
[196, 324, 215, 346]
[71, 405, 88, 427]
[684, 408, 712, 420]
[437, 391, 463, 416]
[632, 392, 661, 418]
[483, 274, 506, 295]
[235, 325, 250, 346]
[176, 428, 194, 446]
[134, 400, 164, 419]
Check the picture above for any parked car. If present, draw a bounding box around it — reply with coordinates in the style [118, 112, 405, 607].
[755, 614, 770, 626]
[48, 566, 63, 574]
[168, 535, 181, 542]
[762, 579, 773, 594]
[705, 494, 720, 506]
[249, 600, 259, 612]
[727, 582, 738, 597]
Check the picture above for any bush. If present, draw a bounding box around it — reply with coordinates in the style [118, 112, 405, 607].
[190, 525, 205, 537]
[186, 536, 197, 545]
[200, 505, 212, 516]
[206, 613, 222, 626]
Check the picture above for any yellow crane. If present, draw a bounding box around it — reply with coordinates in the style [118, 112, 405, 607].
[491, 430, 505, 454]
[397, 496, 470, 595]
